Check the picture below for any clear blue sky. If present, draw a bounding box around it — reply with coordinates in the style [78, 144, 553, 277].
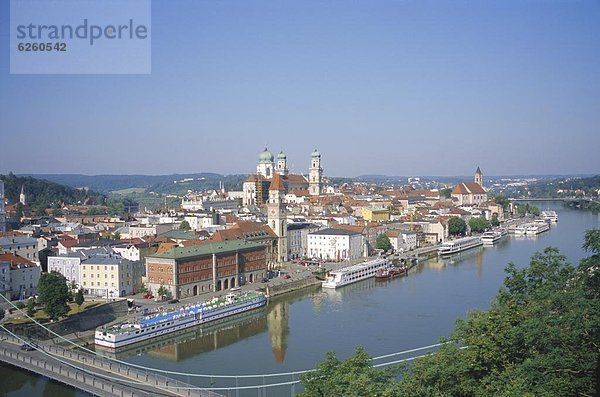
[1, 0, 599, 177]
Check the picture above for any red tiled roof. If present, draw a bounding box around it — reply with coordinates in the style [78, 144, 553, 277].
[452, 182, 486, 195]
[269, 173, 286, 191]
[284, 174, 308, 184]
[0, 253, 36, 269]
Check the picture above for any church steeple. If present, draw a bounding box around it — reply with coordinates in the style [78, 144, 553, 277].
[19, 185, 26, 206]
[474, 167, 483, 188]
[268, 173, 288, 264]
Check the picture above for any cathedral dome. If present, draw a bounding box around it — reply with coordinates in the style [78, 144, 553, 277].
[311, 149, 320, 158]
[277, 151, 286, 160]
[258, 148, 274, 163]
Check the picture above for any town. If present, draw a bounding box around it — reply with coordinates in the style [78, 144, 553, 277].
[0, 147, 533, 307]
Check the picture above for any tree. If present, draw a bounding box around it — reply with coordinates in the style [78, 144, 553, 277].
[74, 289, 84, 308]
[299, 346, 399, 397]
[375, 233, 392, 251]
[517, 203, 540, 217]
[26, 297, 36, 316]
[395, 246, 600, 396]
[179, 220, 191, 231]
[448, 217, 467, 236]
[15, 202, 23, 221]
[441, 188, 453, 199]
[301, 241, 600, 396]
[491, 214, 500, 227]
[157, 285, 169, 300]
[468, 216, 490, 233]
[493, 194, 510, 210]
[37, 271, 70, 321]
[0, 307, 5, 321]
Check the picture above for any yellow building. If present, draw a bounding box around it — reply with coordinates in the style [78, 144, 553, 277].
[80, 253, 143, 298]
[362, 206, 390, 222]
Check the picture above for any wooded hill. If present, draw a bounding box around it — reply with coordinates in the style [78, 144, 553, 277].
[0, 173, 106, 210]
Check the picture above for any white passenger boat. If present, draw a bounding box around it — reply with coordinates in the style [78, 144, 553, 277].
[541, 210, 558, 223]
[439, 236, 482, 256]
[526, 220, 550, 235]
[514, 224, 528, 236]
[481, 228, 507, 245]
[95, 291, 267, 348]
[321, 258, 388, 289]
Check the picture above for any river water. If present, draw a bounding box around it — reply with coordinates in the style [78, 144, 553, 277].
[2, 202, 598, 396]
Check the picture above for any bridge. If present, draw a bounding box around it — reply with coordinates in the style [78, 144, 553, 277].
[0, 329, 222, 397]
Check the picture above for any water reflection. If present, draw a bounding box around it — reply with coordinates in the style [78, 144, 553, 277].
[96, 307, 268, 361]
[267, 301, 289, 363]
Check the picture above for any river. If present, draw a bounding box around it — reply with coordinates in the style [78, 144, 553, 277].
[2, 201, 598, 396]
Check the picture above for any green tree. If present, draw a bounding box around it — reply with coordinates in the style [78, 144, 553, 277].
[299, 346, 399, 397]
[26, 297, 36, 316]
[448, 217, 467, 236]
[34, 203, 48, 217]
[441, 188, 453, 199]
[493, 194, 510, 210]
[0, 307, 5, 321]
[517, 203, 540, 217]
[395, 246, 599, 396]
[137, 282, 149, 294]
[157, 285, 169, 300]
[15, 301, 25, 310]
[375, 233, 392, 251]
[15, 202, 23, 221]
[179, 220, 191, 231]
[37, 271, 70, 321]
[468, 216, 490, 233]
[491, 214, 500, 227]
[74, 289, 84, 308]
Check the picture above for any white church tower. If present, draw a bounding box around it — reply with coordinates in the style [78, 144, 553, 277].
[19, 185, 26, 206]
[276, 151, 288, 176]
[256, 148, 275, 178]
[267, 173, 288, 263]
[308, 149, 323, 196]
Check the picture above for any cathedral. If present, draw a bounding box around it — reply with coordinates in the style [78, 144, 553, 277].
[242, 148, 323, 207]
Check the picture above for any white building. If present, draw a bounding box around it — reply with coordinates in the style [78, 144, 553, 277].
[400, 231, 418, 251]
[112, 244, 141, 261]
[47, 247, 115, 289]
[287, 223, 321, 260]
[184, 214, 216, 231]
[307, 228, 364, 261]
[0, 253, 41, 299]
[129, 223, 174, 239]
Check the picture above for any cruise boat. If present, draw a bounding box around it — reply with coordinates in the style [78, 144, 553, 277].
[481, 228, 508, 245]
[541, 210, 558, 223]
[514, 224, 528, 236]
[438, 236, 482, 256]
[525, 220, 550, 235]
[95, 291, 267, 348]
[321, 258, 388, 289]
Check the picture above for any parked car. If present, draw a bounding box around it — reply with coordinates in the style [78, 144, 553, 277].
[20, 343, 34, 351]
[168, 298, 179, 304]
[143, 293, 154, 299]
[283, 274, 291, 279]
[261, 278, 269, 283]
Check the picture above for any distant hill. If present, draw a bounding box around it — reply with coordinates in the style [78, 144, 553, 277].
[0, 173, 105, 209]
[22, 173, 249, 194]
